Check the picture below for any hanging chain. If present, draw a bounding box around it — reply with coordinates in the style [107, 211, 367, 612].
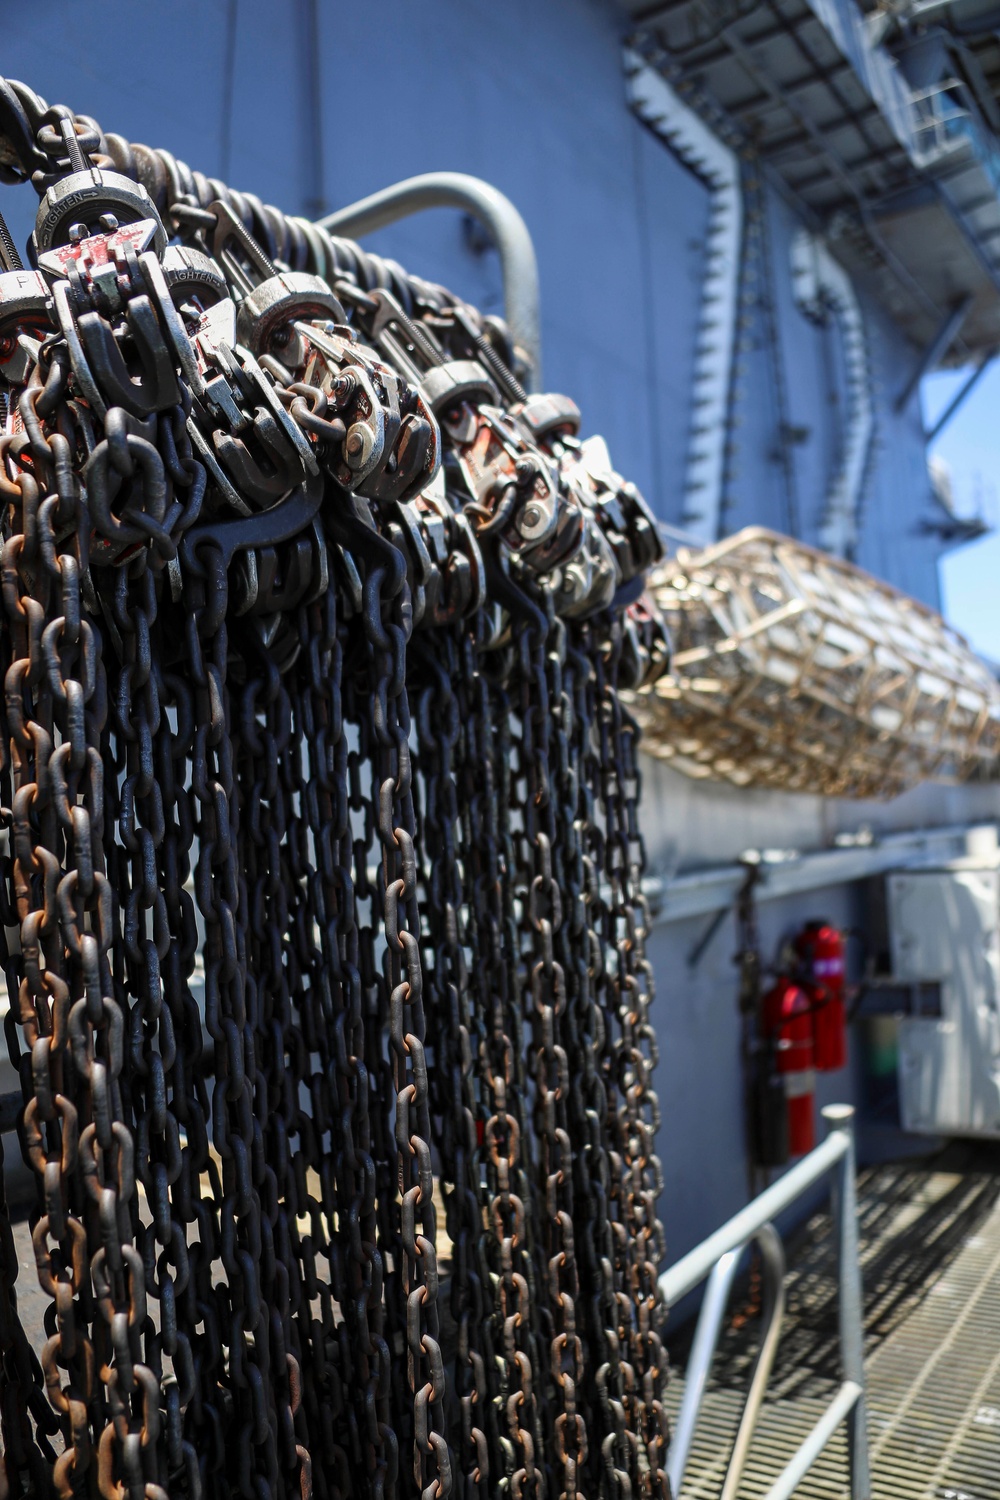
[595, 620, 671, 1500]
[412, 627, 492, 1500]
[0, 75, 674, 1500]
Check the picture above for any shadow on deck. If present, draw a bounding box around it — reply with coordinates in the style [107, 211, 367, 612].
[665, 1142, 1000, 1499]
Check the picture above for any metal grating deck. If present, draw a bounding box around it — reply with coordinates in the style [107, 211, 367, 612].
[666, 1150, 1000, 1499]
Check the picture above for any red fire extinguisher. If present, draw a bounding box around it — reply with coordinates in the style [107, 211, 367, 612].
[761, 976, 816, 1157]
[794, 920, 847, 1072]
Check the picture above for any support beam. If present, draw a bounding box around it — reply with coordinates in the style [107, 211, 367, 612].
[926, 352, 996, 442]
[791, 229, 873, 557]
[643, 822, 989, 928]
[716, 25, 940, 326]
[295, 0, 326, 218]
[632, 0, 694, 24]
[716, 9, 951, 337]
[625, 53, 743, 544]
[896, 296, 973, 412]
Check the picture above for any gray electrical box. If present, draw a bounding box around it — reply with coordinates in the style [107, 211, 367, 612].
[888, 861, 1000, 1138]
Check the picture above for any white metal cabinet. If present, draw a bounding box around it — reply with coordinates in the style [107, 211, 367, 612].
[888, 868, 1000, 1137]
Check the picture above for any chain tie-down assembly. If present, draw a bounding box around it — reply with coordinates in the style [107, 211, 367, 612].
[0, 78, 673, 1500]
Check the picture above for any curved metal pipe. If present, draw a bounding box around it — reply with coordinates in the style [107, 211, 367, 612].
[316, 172, 541, 387]
[660, 1129, 849, 1306]
[790, 229, 874, 558]
[660, 1112, 866, 1498]
[625, 52, 744, 545]
[667, 1248, 742, 1496]
[720, 1222, 787, 1500]
[667, 1222, 787, 1499]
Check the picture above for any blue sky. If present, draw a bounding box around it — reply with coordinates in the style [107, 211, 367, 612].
[926, 363, 1000, 662]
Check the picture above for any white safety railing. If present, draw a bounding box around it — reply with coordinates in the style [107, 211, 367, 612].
[661, 1103, 870, 1500]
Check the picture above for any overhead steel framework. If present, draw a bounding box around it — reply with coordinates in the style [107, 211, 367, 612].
[625, 0, 1000, 361]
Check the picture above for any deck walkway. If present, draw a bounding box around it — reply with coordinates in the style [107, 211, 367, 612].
[666, 1150, 1000, 1498]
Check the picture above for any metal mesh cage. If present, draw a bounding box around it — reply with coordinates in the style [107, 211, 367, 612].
[629, 527, 1000, 797]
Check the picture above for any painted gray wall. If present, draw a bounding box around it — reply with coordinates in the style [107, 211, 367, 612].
[0, 0, 950, 605]
[648, 877, 864, 1269]
[640, 761, 1000, 1269]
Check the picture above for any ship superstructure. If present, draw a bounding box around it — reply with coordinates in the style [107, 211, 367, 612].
[625, 0, 1000, 579]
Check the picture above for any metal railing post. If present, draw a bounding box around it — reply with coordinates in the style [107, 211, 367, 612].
[660, 1110, 866, 1499]
[668, 1248, 741, 1496]
[823, 1103, 871, 1500]
[720, 1223, 786, 1500]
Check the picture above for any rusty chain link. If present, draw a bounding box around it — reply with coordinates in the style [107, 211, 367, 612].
[0, 74, 674, 1500]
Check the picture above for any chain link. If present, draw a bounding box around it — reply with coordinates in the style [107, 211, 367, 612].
[0, 75, 674, 1500]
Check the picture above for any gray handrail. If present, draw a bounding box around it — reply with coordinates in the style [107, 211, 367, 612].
[661, 1104, 871, 1499]
[764, 1381, 864, 1500]
[668, 1248, 741, 1495]
[660, 1126, 849, 1305]
[316, 172, 542, 387]
[720, 1222, 786, 1500]
[668, 1224, 787, 1498]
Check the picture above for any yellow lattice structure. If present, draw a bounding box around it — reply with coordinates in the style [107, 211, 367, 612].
[629, 527, 1000, 797]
